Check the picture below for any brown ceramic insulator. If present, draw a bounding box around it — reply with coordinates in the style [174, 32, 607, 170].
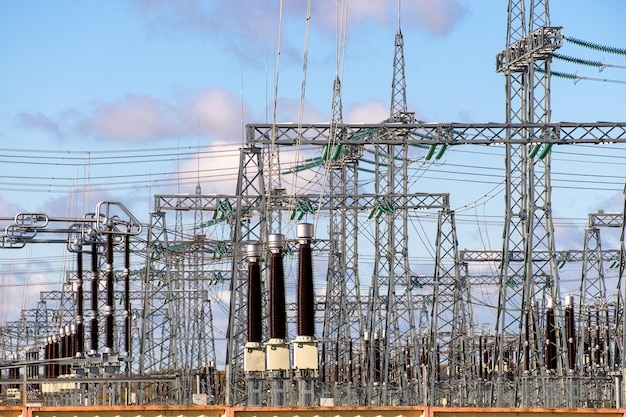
[44, 339, 50, 378]
[545, 306, 557, 371]
[594, 309, 601, 365]
[269, 251, 287, 340]
[524, 309, 530, 372]
[105, 233, 114, 351]
[247, 260, 263, 343]
[124, 234, 131, 355]
[297, 241, 314, 337]
[565, 304, 576, 370]
[90, 242, 99, 353]
[53, 336, 60, 377]
[605, 308, 611, 366]
[76, 249, 84, 356]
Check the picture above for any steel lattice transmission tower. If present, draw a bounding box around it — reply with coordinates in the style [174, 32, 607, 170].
[364, 21, 417, 405]
[492, 0, 564, 406]
[320, 76, 364, 404]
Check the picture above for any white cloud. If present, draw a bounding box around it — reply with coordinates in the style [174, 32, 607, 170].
[78, 88, 250, 143]
[345, 100, 389, 123]
[84, 95, 180, 142]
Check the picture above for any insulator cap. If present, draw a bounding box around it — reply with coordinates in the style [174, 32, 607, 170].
[296, 223, 314, 241]
[246, 242, 262, 259]
[268, 234, 285, 251]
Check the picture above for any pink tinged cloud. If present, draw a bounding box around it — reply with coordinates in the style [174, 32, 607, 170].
[85, 94, 180, 141]
[412, 0, 467, 36]
[345, 100, 390, 123]
[81, 88, 250, 143]
[188, 89, 249, 141]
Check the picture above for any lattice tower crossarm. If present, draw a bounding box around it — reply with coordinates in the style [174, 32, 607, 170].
[245, 122, 626, 146]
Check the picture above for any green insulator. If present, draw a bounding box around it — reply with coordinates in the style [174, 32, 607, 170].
[539, 143, 552, 160]
[425, 144, 437, 160]
[332, 144, 343, 161]
[435, 144, 448, 160]
[322, 145, 329, 161]
[528, 143, 542, 158]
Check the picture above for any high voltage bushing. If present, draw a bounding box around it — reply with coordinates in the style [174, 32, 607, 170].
[244, 242, 265, 373]
[293, 223, 318, 371]
[266, 234, 290, 371]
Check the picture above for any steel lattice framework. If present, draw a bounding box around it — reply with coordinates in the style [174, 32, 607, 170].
[2, 0, 626, 410]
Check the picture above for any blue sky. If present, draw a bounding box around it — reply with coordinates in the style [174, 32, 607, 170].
[0, 0, 625, 323]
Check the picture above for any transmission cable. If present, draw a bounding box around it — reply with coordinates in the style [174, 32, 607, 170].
[536, 66, 626, 84]
[565, 36, 626, 57]
[287, 0, 313, 234]
[551, 52, 626, 71]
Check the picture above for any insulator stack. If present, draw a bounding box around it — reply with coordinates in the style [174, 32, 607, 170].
[545, 299, 557, 371]
[76, 248, 84, 357]
[26, 350, 38, 382]
[585, 312, 592, 367]
[374, 331, 381, 383]
[268, 234, 286, 341]
[90, 242, 99, 354]
[348, 339, 354, 382]
[404, 342, 412, 380]
[70, 323, 77, 358]
[334, 341, 340, 380]
[296, 223, 314, 337]
[524, 309, 530, 372]
[44, 337, 50, 378]
[63, 326, 71, 374]
[124, 234, 131, 357]
[8, 366, 19, 389]
[247, 243, 263, 343]
[593, 310, 602, 366]
[564, 295, 576, 371]
[58, 328, 66, 375]
[605, 308, 611, 367]
[52, 334, 59, 377]
[105, 232, 115, 352]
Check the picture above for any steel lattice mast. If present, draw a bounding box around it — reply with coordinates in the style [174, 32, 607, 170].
[226, 147, 268, 405]
[321, 76, 364, 404]
[365, 19, 420, 405]
[493, 0, 564, 406]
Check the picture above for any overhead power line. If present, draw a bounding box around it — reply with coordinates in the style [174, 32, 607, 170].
[565, 36, 626, 56]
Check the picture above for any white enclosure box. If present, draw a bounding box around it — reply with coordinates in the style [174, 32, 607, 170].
[266, 339, 290, 370]
[243, 342, 265, 372]
[293, 336, 318, 370]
